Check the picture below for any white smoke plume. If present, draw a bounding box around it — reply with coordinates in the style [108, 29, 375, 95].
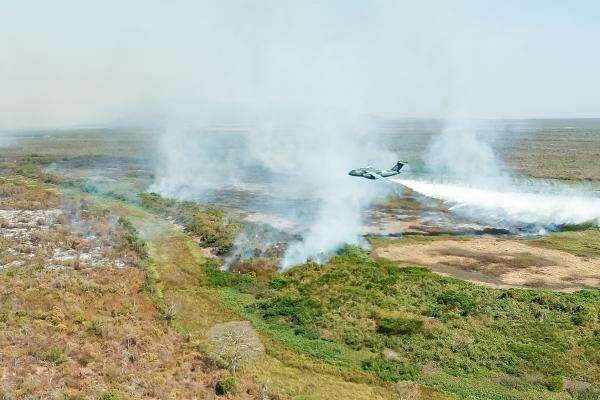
[393, 177, 600, 229]
[152, 115, 395, 269]
[3, 1, 599, 264]
[394, 119, 600, 230]
[425, 119, 508, 184]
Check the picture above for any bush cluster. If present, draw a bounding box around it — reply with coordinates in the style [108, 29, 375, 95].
[259, 295, 322, 326]
[138, 193, 238, 255]
[215, 374, 238, 396]
[361, 358, 418, 382]
[377, 317, 423, 336]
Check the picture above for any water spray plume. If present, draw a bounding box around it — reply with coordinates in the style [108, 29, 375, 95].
[392, 178, 600, 229]
[397, 119, 600, 230]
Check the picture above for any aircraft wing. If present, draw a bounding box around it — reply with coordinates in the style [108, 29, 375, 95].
[364, 171, 382, 180]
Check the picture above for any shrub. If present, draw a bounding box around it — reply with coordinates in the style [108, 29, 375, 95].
[437, 290, 476, 316]
[571, 304, 595, 326]
[204, 263, 255, 292]
[215, 374, 238, 396]
[342, 329, 364, 350]
[64, 394, 86, 400]
[259, 295, 322, 326]
[230, 259, 276, 281]
[138, 192, 239, 255]
[186, 207, 239, 255]
[138, 192, 176, 212]
[361, 357, 418, 382]
[39, 346, 65, 365]
[377, 317, 423, 336]
[85, 320, 106, 337]
[542, 376, 564, 392]
[268, 277, 288, 290]
[97, 389, 124, 400]
[574, 387, 600, 400]
[117, 217, 148, 259]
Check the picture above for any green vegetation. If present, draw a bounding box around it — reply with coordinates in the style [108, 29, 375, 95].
[203, 246, 599, 399]
[97, 389, 125, 400]
[37, 346, 66, 365]
[376, 317, 423, 336]
[138, 192, 239, 254]
[94, 188, 600, 399]
[361, 358, 418, 382]
[1, 154, 63, 184]
[528, 228, 600, 258]
[118, 217, 149, 258]
[542, 376, 564, 392]
[215, 374, 238, 396]
[7, 151, 597, 399]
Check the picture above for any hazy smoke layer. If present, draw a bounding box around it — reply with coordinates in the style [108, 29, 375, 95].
[426, 119, 507, 183]
[393, 178, 600, 228]
[152, 118, 394, 268]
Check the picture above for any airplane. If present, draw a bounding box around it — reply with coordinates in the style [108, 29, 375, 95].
[348, 161, 406, 180]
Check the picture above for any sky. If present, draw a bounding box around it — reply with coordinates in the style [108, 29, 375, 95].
[1, 0, 600, 130]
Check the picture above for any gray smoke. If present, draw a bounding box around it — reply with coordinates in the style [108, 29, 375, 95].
[152, 115, 395, 268]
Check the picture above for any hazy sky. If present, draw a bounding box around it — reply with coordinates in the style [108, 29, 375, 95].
[2, 0, 599, 129]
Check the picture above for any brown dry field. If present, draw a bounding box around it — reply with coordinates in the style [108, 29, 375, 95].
[374, 236, 600, 292]
[0, 177, 260, 399]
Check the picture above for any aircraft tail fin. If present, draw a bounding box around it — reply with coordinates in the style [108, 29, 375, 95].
[391, 161, 405, 172]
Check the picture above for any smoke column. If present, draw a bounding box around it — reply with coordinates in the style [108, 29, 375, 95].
[152, 115, 395, 268]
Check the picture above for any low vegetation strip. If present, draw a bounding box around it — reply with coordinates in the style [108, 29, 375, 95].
[138, 192, 239, 255]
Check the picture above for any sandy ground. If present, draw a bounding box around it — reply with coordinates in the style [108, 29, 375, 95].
[375, 237, 600, 291]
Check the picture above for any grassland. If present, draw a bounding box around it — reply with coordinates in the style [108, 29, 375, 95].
[528, 228, 600, 259]
[207, 247, 599, 399]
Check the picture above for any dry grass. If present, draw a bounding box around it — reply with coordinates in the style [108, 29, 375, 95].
[0, 178, 59, 209]
[0, 181, 139, 270]
[0, 266, 243, 399]
[374, 237, 600, 291]
[0, 177, 261, 399]
[435, 248, 557, 276]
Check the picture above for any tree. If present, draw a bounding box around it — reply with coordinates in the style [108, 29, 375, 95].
[207, 321, 265, 374]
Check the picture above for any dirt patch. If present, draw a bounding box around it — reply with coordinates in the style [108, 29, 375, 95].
[375, 237, 600, 291]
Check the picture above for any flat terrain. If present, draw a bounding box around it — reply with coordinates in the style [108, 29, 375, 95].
[373, 235, 600, 291]
[380, 118, 600, 182]
[0, 121, 598, 399]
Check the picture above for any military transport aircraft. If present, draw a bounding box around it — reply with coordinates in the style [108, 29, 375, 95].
[348, 161, 406, 180]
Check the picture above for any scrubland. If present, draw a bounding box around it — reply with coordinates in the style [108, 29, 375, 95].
[0, 130, 598, 400]
[0, 174, 259, 399]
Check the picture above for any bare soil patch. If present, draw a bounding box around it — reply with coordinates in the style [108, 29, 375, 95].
[375, 237, 600, 291]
